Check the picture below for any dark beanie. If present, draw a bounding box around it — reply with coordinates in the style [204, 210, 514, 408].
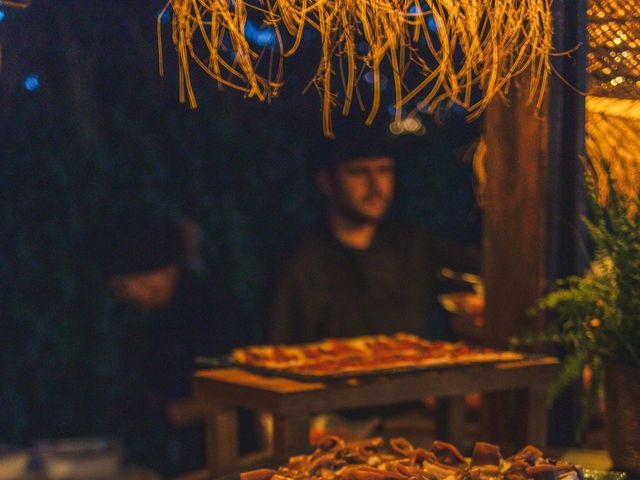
[310, 123, 395, 172]
[90, 214, 181, 276]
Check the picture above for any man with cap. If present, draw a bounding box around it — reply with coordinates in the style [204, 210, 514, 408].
[92, 214, 250, 476]
[268, 133, 480, 344]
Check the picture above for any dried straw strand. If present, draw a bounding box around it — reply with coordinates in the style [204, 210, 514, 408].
[158, 0, 554, 136]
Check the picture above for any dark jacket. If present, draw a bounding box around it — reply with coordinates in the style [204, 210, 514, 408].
[269, 223, 479, 344]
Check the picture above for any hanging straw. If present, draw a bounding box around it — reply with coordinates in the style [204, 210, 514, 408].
[158, 0, 554, 137]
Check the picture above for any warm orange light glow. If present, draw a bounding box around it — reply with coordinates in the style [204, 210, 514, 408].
[0, 0, 31, 7]
[586, 0, 640, 219]
[158, 0, 554, 137]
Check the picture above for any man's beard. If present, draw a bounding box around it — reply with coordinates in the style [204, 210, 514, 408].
[336, 197, 388, 225]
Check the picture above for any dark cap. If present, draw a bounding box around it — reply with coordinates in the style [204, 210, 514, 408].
[90, 213, 181, 276]
[310, 124, 395, 172]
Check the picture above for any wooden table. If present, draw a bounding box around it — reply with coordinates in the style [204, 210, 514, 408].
[194, 357, 559, 478]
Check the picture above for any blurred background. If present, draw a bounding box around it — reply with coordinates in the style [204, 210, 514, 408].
[0, 0, 481, 468]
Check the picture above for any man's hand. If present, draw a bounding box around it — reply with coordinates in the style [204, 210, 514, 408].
[166, 397, 204, 428]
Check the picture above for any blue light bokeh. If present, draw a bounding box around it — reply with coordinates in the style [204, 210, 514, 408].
[244, 20, 277, 47]
[427, 15, 438, 32]
[24, 75, 40, 92]
[158, 8, 171, 24]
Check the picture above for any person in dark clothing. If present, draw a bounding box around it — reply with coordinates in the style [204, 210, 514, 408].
[92, 214, 251, 476]
[270, 223, 478, 344]
[269, 136, 480, 345]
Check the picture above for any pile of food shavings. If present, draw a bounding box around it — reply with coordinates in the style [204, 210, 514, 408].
[240, 436, 583, 480]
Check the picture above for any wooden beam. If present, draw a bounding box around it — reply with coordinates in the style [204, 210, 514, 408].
[482, 1, 587, 448]
[483, 74, 549, 348]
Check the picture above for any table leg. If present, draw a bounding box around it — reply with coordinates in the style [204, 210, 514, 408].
[526, 386, 548, 449]
[438, 396, 466, 448]
[272, 414, 310, 456]
[481, 390, 531, 449]
[204, 404, 238, 477]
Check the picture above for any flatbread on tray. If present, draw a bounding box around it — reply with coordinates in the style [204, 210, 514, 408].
[231, 333, 523, 377]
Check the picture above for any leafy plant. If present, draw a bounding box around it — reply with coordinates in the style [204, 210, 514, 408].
[512, 166, 640, 437]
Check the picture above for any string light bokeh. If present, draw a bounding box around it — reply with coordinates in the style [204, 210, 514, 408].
[586, 0, 640, 218]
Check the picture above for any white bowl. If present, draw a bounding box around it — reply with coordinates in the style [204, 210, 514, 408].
[37, 437, 122, 480]
[0, 446, 30, 480]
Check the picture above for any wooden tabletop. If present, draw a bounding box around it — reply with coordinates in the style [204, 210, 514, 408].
[195, 357, 561, 477]
[194, 357, 560, 415]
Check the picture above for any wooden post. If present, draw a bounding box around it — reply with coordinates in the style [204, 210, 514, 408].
[272, 414, 310, 456]
[481, 81, 549, 449]
[526, 385, 549, 449]
[481, 0, 586, 448]
[483, 76, 549, 349]
[204, 405, 238, 477]
[438, 396, 466, 448]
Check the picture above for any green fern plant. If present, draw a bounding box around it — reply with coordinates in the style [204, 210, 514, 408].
[512, 169, 640, 438]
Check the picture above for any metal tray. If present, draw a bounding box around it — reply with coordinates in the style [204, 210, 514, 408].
[194, 353, 541, 383]
[583, 470, 628, 480]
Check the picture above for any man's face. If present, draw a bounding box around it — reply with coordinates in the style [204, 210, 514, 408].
[108, 264, 179, 313]
[321, 156, 395, 224]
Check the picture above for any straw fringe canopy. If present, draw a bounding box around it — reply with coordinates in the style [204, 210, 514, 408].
[0, 1, 31, 7]
[586, 0, 640, 218]
[158, 0, 554, 136]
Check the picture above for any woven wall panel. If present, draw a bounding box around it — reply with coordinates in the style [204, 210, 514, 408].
[588, 0, 640, 99]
